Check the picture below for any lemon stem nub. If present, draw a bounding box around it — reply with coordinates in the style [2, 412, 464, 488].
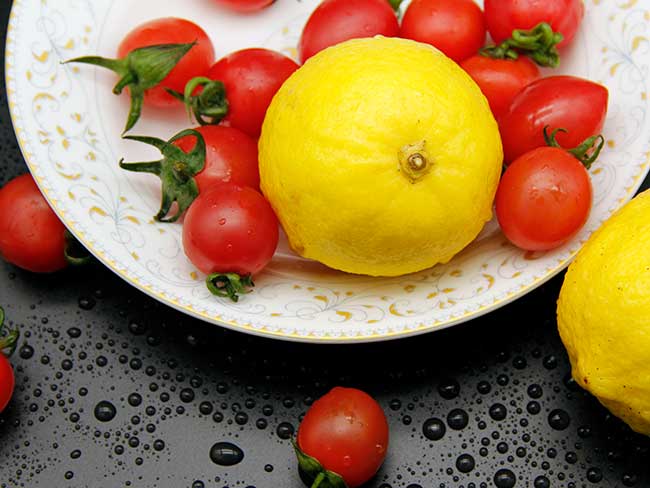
[408, 154, 426, 171]
[399, 141, 432, 183]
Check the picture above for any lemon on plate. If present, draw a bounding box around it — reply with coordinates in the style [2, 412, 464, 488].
[259, 36, 503, 277]
[558, 190, 650, 435]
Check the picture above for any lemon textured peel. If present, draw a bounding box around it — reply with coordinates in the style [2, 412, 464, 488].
[259, 36, 503, 277]
[558, 190, 650, 435]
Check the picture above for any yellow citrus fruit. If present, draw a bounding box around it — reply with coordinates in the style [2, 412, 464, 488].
[259, 37, 503, 276]
[558, 190, 650, 435]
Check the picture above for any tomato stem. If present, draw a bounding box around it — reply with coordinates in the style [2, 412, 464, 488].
[311, 472, 326, 488]
[480, 22, 563, 68]
[387, 0, 405, 12]
[64, 42, 196, 132]
[544, 126, 605, 170]
[169, 76, 229, 126]
[0, 308, 19, 358]
[206, 273, 254, 303]
[64, 230, 92, 267]
[119, 129, 207, 222]
[292, 439, 349, 488]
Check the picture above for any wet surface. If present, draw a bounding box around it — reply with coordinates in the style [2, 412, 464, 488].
[3, 3, 650, 488]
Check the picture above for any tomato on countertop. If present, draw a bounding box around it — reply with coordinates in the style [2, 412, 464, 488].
[295, 387, 389, 488]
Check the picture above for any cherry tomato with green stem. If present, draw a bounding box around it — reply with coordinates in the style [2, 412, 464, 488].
[120, 126, 260, 222]
[212, 0, 275, 12]
[400, 0, 486, 63]
[67, 18, 215, 132]
[182, 184, 279, 302]
[298, 0, 399, 63]
[295, 387, 389, 488]
[484, 0, 584, 49]
[116, 18, 215, 108]
[496, 129, 604, 251]
[461, 55, 540, 120]
[184, 48, 298, 138]
[172, 125, 260, 193]
[499, 76, 609, 165]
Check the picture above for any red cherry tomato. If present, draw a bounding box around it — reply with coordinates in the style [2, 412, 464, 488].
[207, 48, 299, 138]
[499, 76, 609, 164]
[117, 18, 215, 108]
[297, 387, 389, 488]
[172, 126, 260, 193]
[400, 0, 486, 63]
[298, 0, 399, 63]
[460, 55, 540, 120]
[212, 0, 275, 12]
[183, 184, 279, 276]
[0, 354, 14, 413]
[484, 0, 584, 49]
[0, 174, 67, 273]
[496, 147, 593, 251]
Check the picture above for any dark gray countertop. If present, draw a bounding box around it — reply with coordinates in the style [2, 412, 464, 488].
[2, 2, 650, 488]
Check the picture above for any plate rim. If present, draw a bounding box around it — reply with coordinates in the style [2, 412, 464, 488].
[5, 0, 649, 343]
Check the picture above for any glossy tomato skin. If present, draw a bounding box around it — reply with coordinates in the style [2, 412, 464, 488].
[213, 0, 275, 12]
[183, 185, 279, 276]
[298, 0, 399, 63]
[484, 0, 584, 48]
[207, 48, 299, 138]
[400, 0, 486, 63]
[172, 126, 260, 193]
[460, 55, 540, 120]
[0, 174, 67, 273]
[118, 18, 215, 108]
[298, 387, 389, 487]
[496, 147, 592, 251]
[499, 76, 609, 164]
[0, 355, 14, 413]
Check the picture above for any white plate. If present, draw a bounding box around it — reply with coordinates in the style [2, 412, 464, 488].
[6, 0, 650, 342]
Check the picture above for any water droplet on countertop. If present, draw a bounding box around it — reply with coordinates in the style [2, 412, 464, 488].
[209, 442, 244, 466]
[128, 321, 147, 335]
[477, 380, 491, 394]
[19, 344, 34, 359]
[526, 401, 541, 415]
[494, 468, 517, 488]
[94, 401, 117, 422]
[456, 453, 475, 473]
[423, 418, 446, 441]
[78, 296, 96, 310]
[489, 403, 507, 421]
[587, 467, 603, 483]
[276, 422, 294, 439]
[180, 388, 195, 403]
[548, 409, 571, 430]
[533, 475, 550, 488]
[622, 473, 638, 486]
[438, 378, 460, 399]
[543, 355, 558, 369]
[66, 327, 82, 339]
[447, 409, 469, 430]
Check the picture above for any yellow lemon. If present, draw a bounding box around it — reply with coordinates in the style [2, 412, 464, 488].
[558, 190, 650, 435]
[259, 37, 502, 276]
